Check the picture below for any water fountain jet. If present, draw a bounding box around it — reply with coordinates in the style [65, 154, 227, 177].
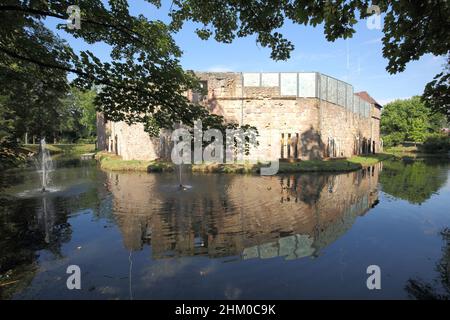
[36, 138, 53, 192]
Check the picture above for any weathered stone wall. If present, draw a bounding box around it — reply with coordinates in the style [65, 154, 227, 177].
[102, 121, 172, 160]
[97, 71, 381, 161]
[195, 72, 381, 160]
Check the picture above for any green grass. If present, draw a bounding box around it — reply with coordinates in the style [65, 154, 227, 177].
[1, 143, 96, 170]
[384, 145, 449, 159]
[192, 162, 258, 174]
[96, 151, 175, 172]
[96, 152, 392, 174]
[277, 159, 360, 173]
[269, 154, 393, 173]
[23, 143, 95, 156]
[347, 153, 394, 166]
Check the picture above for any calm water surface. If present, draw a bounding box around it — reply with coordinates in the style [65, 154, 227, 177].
[0, 158, 449, 299]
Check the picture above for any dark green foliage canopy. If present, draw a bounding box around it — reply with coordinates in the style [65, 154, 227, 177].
[381, 96, 447, 146]
[0, 0, 227, 136]
[1, 0, 449, 134]
[423, 63, 450, 122]
[59, 87, 98, 141]
[0, 20, 69, 144]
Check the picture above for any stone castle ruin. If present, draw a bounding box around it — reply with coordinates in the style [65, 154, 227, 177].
[97, 72, 382, 161]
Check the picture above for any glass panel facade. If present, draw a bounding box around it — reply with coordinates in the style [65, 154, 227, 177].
[261, 73, 279, 87]
[337, 81, 346, 107]
[243, 73, 260, 87]
[298, 72, 317, 97]
[328, 77, 338, 105]
[280, 73, 298, 96]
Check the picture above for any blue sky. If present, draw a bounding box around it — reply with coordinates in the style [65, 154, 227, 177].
[47, 0, 447, 106]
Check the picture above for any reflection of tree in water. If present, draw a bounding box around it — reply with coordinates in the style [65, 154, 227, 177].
[0, 196, 71, 299]
[380, 160, 448, 205]
[405, 228, 450, 300]
[0, 170, 26, 193]
[0, 163, 106, 298]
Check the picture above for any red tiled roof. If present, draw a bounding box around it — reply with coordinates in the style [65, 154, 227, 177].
[355, 91, 382, 108]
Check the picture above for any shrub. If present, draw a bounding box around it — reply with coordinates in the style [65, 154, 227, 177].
[77, 137, 96, 144]
[421, 135, 450, 153]
[382, 132, 405, 147]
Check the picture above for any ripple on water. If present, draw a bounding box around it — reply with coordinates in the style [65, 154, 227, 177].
[13, 187, 63, 198]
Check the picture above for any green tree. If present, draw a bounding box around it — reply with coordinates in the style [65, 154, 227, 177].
[59, 87, 97, 141]
[381, 96, 446, 146]
[1, 0, 448, 132]
[0, 39, 69, 144]
[0, 95, 16, 146]
[0, 0, 226, 135]
[78, 89, 97, 138]
[423, 64, 450, 122]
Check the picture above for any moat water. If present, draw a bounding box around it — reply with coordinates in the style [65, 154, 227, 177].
[0, 158, 449, 299]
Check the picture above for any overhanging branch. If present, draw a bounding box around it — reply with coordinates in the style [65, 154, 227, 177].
[0, 5, 143, 45]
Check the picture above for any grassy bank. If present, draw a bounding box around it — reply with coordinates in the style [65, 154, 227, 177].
[384, 145, 450, 159]
[1, 143, 96, 171]
[277, 153, 392, 173]
[95, 152, 175, 172]
[96, 151, 393, 174]
[23, 143, 95, 156]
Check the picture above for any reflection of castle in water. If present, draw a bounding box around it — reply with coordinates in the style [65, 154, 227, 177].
[106, 164, 381, 261]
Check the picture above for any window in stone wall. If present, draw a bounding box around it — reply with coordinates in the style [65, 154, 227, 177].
[199, 80, 207, 90]
[328, 137, 336, 158]
[280, 132, 299, 159]
[192, 80, 208, 103]
[287, 133, 292, 158]
[114, 135, 118, 155]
